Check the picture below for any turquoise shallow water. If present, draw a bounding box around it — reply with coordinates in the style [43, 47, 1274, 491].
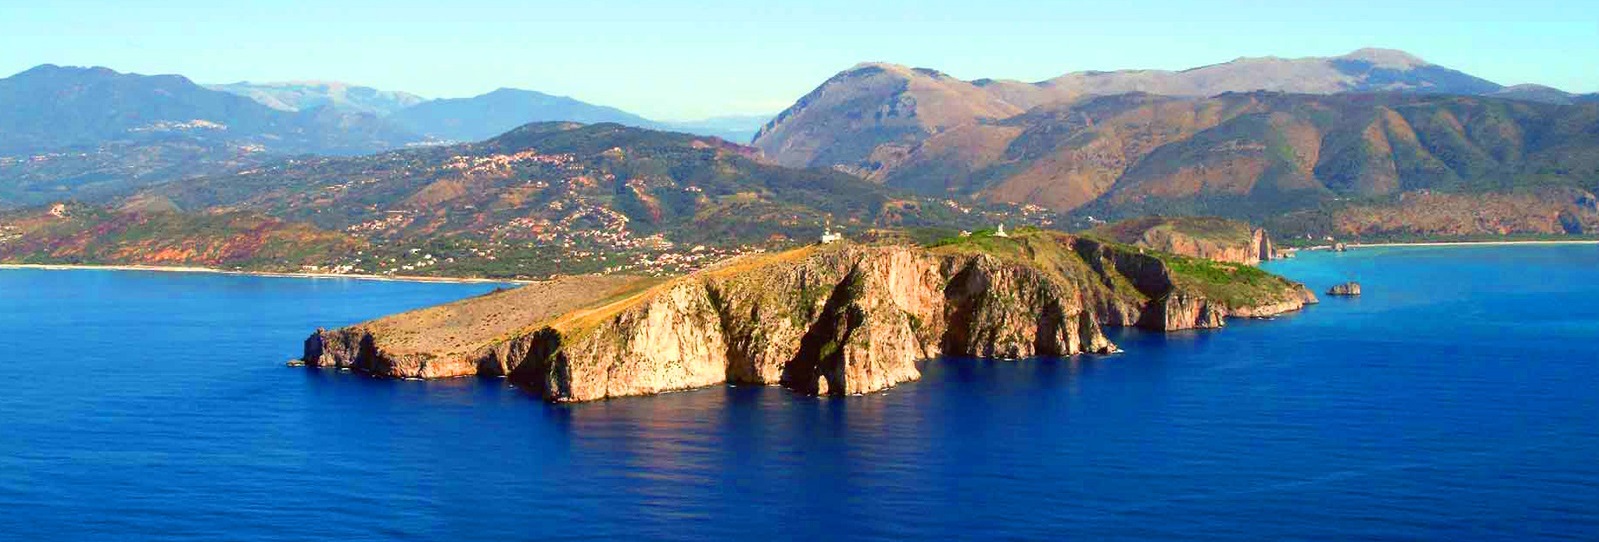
[2, 246, 1598, 541]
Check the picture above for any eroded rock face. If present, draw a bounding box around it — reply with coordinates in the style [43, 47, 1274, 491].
[507, 282, 731, 402]
[302, 236, 1314, 402]
[1137, 228, 1272, 266]
[942, 254, 1113, 358]
[1253, 228, 1276, 264]
[303, 327, 482, 379]
[1093, 217, 1278, 265]
[1327, 282, 1362, 296]
[1230, 287, 1321, 318]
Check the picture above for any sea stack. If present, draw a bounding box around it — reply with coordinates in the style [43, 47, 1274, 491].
[1327, 282, 1362, 296]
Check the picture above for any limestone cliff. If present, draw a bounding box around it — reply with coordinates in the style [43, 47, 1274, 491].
[1089, 216, 1277, 265]
[301, 230, 1315, 402]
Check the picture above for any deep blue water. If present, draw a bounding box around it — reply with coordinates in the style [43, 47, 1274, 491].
[2, 246, 1598, 541]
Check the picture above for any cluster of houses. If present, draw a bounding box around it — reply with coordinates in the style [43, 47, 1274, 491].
[0, 151, 84, 166]
[345, 211, 413, 234]
[441, 150, 578, 178]
[127, 119, 227, 133]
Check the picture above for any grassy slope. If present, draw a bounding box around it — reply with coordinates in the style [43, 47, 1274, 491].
[1087, 216, 1256, 246]
[326, 227, 1310, 368]
[931, 227, 1301, 307]
[356, 274, 658, 358]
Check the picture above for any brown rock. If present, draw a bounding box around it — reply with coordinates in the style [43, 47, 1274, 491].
[301, 231, 1315, 402]
[1326, 282, 1362, 296]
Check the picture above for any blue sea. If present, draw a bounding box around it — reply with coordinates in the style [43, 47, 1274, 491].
[2, 245, 1598, 541]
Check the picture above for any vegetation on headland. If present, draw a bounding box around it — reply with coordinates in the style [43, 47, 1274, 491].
[302, 226, 1317, 402]
[1087, 216, 1256, 247]
[929, 226, 1302, 308]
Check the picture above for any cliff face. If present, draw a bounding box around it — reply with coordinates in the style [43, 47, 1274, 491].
[1089, 217, 1277, 265]
[1135, 227, 1274, 266]
[301, 231, 1315, 402]
[299, 274, 652, 380]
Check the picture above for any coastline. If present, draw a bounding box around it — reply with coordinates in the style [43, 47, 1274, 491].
[1299, 239, 1599, 251]
[0, 263, 531, 285]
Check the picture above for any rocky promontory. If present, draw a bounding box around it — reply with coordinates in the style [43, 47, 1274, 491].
[301, 230, 1316, 402]
[1088, 216, 1277, 265]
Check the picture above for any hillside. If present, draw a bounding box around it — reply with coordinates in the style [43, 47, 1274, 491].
[1087, 217, 1274, 265]
[911, 92, 1599, 216]
[0, 65, 429, 208]
[2, 122, 1053, 278]
[0, 202, 362, 270]
[758, 77, 1599, 238]
[1034, 48, 1499, 99]
[0, 66, 763, 208]
[1265, 186, 1599, 243]
[753, 48, 1507, 172]
[301, 231, 1316, 401]
[749, 49, 1599, 239]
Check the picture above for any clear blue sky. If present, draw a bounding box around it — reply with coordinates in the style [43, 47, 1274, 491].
[4, 0, 1596, 120]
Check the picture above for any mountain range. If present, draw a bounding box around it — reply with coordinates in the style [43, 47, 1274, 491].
[0, 65, 427, 207]
[0, 65, 772, 207]
[206, 81, 428, 116]
[751, 49, 1599, 237]
[754, 48, 1522, 172]
[0, 65, 420, 156]
[3, 48, 1598, 246]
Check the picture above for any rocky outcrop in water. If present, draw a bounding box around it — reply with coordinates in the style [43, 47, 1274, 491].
[301, 231, 1316, 402]
[1327, 282, 1362, 296]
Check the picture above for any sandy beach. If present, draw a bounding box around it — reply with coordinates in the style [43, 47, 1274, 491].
[1299, 239, 1599, 251]
[1350, 240, 1599, 248]
[0, 263, 531, 285]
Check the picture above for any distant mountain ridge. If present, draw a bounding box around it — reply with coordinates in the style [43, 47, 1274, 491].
[1032, 48, 1501, 98]
[212, 81, 771, 143]
[207, 81, 427, 115]
[386, 88, 660, 142]
[1488, 84, 1599, 105]
[753, 48, 1520, 172]
[0, 64, 427, 207]
[750, 49, 1599, 240]
[0, 64, 771, 207]
[0, 64, 420, 155]
[870, 91, 1599, 216]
